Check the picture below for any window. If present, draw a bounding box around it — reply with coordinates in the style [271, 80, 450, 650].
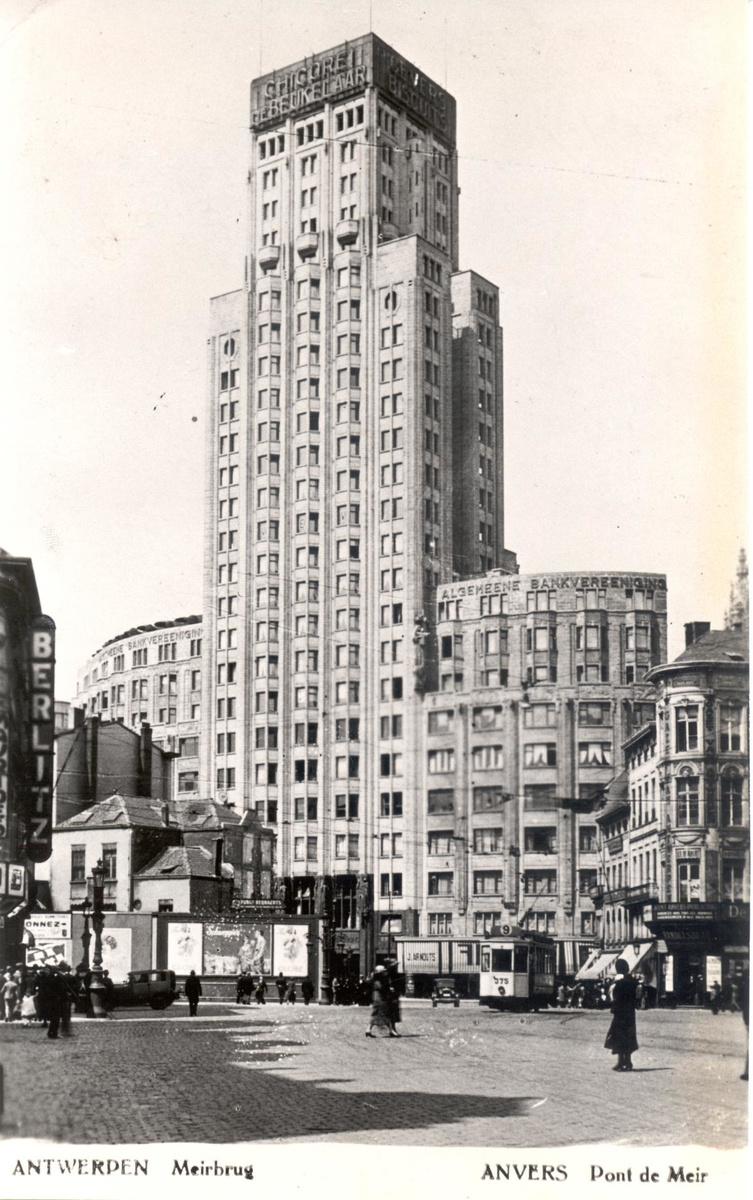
[427, 709, 453, 734]
[524, 827, 557, 854]
[178, 771, 199, 794]
[720, 702, 744, 752]
[157, 899, 174, 913]
[428, 872, 453, 896]
[472, 706, 503, 730]
[428, 748, 454, 773]
[427, 831, 453, 856]
[472, 787, 506, 813]
[522, 704, 556, 729]
[427, 789, 454, 814]
[721, 772, 744, 826]
[523, 743, 557, 767]
[722, 859, 746, 901]
[471, 744, 504, 770]
[428, 913, 453, 935]
[578, 825, 598, 853]
[102, 844, 117, 881]
[473, 827, 503, 853]
[677, 859, 700, 903]
[578, 742, 612, 767]
[578, 869, 598, 895]
[70, 846, 85, 883]
[676, 776, 700, 825]
[523, 869, 557, 895]
[578, 702, 611, 726]
[473, 870, 503, 895]
[675, 705, 699, 752]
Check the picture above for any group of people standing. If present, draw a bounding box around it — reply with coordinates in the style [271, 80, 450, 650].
[1, 961, 115, 1037]
[274, 973, 314, 1005]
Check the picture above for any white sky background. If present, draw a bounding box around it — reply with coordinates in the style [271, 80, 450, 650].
[0, 0, 746, 698]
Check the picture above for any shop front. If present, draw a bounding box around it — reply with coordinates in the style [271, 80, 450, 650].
[643, 901, 749, 1005]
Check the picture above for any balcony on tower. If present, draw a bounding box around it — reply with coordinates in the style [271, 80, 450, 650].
[336, 218, 359, 248]
[258, 244, 280, 272]
[296, 232, 319, 261]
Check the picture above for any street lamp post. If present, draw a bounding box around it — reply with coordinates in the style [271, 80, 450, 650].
[88, 860, 107, 1019]
[77, 898, 91, 976]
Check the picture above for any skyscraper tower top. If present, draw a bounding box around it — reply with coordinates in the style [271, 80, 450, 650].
[250, 33, 457, 146]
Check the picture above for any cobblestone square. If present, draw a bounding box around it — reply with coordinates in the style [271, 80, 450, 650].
[0, 1002, 747, 1147]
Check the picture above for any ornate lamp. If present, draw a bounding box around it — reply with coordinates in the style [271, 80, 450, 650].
[88, 859, 107, 1019]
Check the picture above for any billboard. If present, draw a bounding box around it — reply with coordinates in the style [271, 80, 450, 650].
[100, 927, 132, 983]
[272, 924, 309, 978]
[203, 923, 271, 976]
[167, 921, 203, 975]
[26, 939, 72, 968]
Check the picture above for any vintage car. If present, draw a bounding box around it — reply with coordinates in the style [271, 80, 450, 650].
[113, 969, 178, 1010]
[431, 976, 460, 1007]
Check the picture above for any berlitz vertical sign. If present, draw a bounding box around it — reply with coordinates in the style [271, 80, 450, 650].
[27, 614, 55, 863]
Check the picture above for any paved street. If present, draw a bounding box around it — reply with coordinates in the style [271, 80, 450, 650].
[0, 1002, 747, 1146]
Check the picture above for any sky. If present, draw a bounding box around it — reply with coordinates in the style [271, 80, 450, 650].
[0, 0, 746, 699]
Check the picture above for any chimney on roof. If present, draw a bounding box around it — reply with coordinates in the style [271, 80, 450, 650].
[215, 837, 223, 877]
[138, 722, 152, 797]
[161, 802, 170, 827]
[684, 621, 711, 647]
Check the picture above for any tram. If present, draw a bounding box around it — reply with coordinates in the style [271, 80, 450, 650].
[478, 928, 556, 1011]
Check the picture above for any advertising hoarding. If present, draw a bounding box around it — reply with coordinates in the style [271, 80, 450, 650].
[272, 924, 309, 977]
[167, 922, 204, 975]
[204, 923, 271, 976]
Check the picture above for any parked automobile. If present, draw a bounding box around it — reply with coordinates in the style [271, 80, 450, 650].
[113, 969, 178, 1010]
[431, 976, 460, 1007]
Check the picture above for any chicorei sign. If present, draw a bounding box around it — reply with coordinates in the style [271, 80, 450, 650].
[250, 34, 456, 144]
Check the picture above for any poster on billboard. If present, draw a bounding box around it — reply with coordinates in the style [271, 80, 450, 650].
[167, 921, 203, 975]
[203, 923, 271, 976]
[272, 923, 309, 977]
[24, 914, 72, 941]
[100, 927, 132, 982]
[25, 939, 72, 968]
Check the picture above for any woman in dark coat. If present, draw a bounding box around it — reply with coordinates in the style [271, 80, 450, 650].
[365, 966, 394, 1037]
[604, 959, 640, 1071]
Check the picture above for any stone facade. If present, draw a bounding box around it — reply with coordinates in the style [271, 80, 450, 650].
[74, 616, 203, 801]
[199, 37, 515, 958]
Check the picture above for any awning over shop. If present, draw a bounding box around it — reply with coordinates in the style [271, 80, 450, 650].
[618, 940, 663, 976]
[575, 950, 620, 981]
[558, 940, 595, 976]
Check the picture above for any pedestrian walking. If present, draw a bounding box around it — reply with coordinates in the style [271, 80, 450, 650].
[604, 959, 640, 1072]
[1, 970, 19, 1022]
[184, 969, 203, 1016]
[58, 963, 77, 1037]
[285, 980, 297, 1004]
[44, 968, 67, 1040]
[301, 978, 314, 1005]
[254, 976, 267, 1005]
[385, 958, 402, 1036]
[102, 970, 116, 1016]
[332, 976, 341, 1005]
[275, 972, 286, 1004]
[365, 966, 394, 1038]
[709, 981, 722, 1015]
[556, 981, 567, 1009]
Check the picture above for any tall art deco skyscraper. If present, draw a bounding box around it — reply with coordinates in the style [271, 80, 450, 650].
[200, 34, 514, 949]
